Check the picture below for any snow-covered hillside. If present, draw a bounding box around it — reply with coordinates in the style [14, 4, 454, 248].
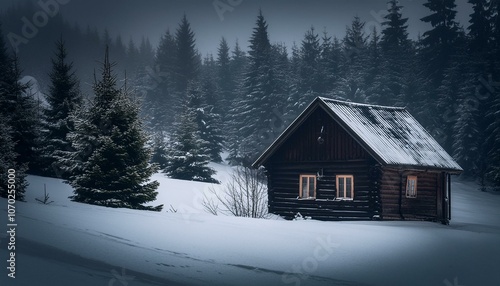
[1, 164, 499, 286]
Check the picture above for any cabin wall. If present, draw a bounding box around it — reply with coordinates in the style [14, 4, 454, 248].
[379, 168, 444, 221]
[265, 160, 380, 220]
[264, 107, 380, 220]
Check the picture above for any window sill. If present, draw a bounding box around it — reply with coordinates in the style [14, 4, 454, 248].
[297, 197, 316, 200]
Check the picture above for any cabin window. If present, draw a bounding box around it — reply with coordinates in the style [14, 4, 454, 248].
[336, 175, 354, 200]
[299, 175, 316, 199]
[406, 176, 417, 198]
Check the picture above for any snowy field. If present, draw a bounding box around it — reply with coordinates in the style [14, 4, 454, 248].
[1, 163, 500, 286]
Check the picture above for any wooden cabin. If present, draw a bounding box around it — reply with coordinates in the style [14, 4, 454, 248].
[252, 97, 462, 224]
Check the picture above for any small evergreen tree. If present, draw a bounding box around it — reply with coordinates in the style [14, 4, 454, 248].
[164, 88, 219, 183]
[68, 48, 162, 211]
[42, 38, 82, 179]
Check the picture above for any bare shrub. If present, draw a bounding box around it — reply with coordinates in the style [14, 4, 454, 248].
[203, 167, 268, 218]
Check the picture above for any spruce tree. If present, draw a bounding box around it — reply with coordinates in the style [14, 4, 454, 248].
[226, 40, 248, 165]
[0, 116, 27, 201]
[336, 16, 368, 102]
[144, 29, 176, 132]
[0, 24, 29, 200]
[42, 38, 82, 179]
[175, 14, 199, 95]
[467, 0, 492, 56]
[420, 0, 460, 88]
[298, 27, 323, 107]
[216, 37, 233, 115]
[200, 63, 224, 163]
[236, 10, 278, 164]
[165, 86, 218, 183]
[378, 0, 411, 106]
[69, 48, 162, 211]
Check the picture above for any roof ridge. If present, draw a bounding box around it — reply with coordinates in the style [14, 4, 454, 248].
[318, 96, 407, 111]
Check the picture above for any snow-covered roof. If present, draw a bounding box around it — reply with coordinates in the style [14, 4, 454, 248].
[253, 97, 462, 172]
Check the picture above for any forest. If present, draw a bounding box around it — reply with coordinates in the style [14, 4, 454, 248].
[0, 0, 499, 209]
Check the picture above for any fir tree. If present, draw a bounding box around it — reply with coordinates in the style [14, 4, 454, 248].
[175, 14, 199, 94]
[378, 1, 410, 106]
[420, 0, 460, 88]
[200, 64, 224, 163]
[298, 27, 323, 107]
[336, 16, 368, 102]
[236, 10, 279, 164]
[0, 116, 28, 202]
[381, 0, 409, 53]
[0, 24, 29, 200]
[68, 47, 162, 211]
[42, 38, 82, 179]
[165, 87, 218, 183]
[216, 37, 233, 115]
[144, 29, 177, 132]
[467, 0, 492, 56]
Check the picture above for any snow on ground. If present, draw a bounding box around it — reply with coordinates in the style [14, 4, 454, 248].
[1, 163, 500, 286]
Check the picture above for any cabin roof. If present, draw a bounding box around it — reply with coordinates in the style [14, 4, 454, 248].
[252, 97, 463, 172]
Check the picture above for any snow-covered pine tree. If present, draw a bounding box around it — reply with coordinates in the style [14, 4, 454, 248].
[235, 10, 279, 165]
[216, 37, 233, 118]
[42, 38, 82, 179]
[377, 0, 411, 106]
[0, 25, 29, 200]
[175, 14, 200, 96]
[69, 47, 162, 211]
[0, 116, 28, 201]
[164, 85, 218, 183]
[452, 75, 480, 177]
[1, 53, 41, 174]
[298, 26, 323, 107]
[143, 29, 176, 132]
[150, 131, 169, 169]
[225, 40, 248, 165]
[420, 0, 461, 89]
[200, 60, 224, 163]
[335, 16, 368, 103]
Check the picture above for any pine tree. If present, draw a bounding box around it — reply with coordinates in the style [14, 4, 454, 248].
[68, 47, 162, 211]
[200, 62, 224, 163]
[175, 14, 199, 95]
[420, 0, 460, 88]
[236, 10, 278, 164]
[226, 40, 248, 165]
[3, 53, 41, 173]
[216, 37, 233, 115]
[150, 131, 169, 169]
[0, 24, 29, 200]
[381, 0, 409, 53]
[42, 38, 82, 179]
[144, 29, 176, 132]
[298, 27, 323, 107]
[0, 116, 28, 202]
[467, 0, 492, 56]
[378, 0, 411, 106]
[336, 16, 368, 102]
[165, 87, 218, 183]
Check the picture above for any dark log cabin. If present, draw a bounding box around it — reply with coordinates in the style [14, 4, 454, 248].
[252, 97, 462, 224]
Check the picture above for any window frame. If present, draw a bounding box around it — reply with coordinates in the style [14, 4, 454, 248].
[406, 175, 418, 198]
[336, 175, 354, 200]
[299, 174, 316, 199]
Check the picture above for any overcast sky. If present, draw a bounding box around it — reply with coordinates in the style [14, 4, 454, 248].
[2, 0, 473, 55]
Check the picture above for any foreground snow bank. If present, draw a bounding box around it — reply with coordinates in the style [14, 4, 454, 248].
[1, 167, 499, 286]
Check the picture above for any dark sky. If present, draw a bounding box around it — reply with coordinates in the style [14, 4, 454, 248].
[2, 0, 472, 55]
